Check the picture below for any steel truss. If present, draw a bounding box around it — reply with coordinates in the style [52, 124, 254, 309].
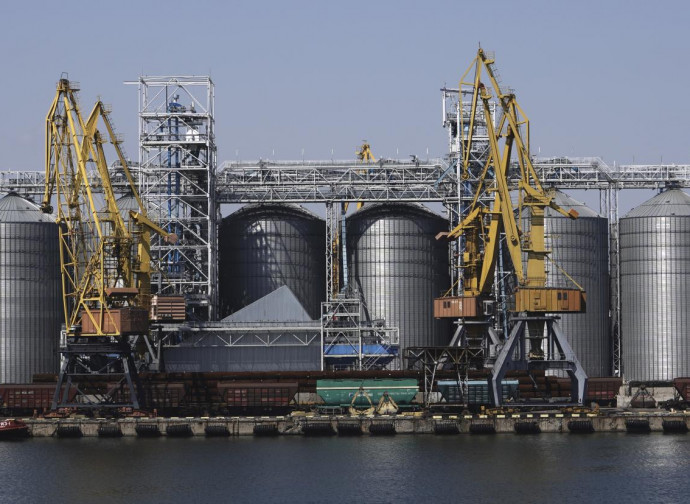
[216, 159, 452, 203]
[5, 158, 689, 198]
[404, 346, 484, 407]
[53, 339, 143, 410]
[126, 76, 217, 320]
[170, 323, 320, 348]
[489, 316, 588, 407]
[321, 296, 400, 371]
[442, 88, 512, 338]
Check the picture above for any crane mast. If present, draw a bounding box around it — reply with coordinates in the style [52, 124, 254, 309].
[43, 77, 175, 410]
[436, 49, 588, 405]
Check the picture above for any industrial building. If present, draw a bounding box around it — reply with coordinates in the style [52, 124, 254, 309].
[1, 62, 690, 405]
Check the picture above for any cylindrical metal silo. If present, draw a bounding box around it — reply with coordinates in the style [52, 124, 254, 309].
[346, 203, 451, 350]
[0, 193, 62, 383]
[620, 188, 690, 381]
[545, 191, 610, 376]
[100, 193, 144, 233]
[219, 204, 326, 320]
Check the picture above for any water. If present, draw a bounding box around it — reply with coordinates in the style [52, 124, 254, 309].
[1, 434, 689, 504]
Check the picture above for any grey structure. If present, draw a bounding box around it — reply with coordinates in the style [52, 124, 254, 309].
[163, 341, 321, 372]
[620, 189, 690, 381]
[101, 193, 149, 230]
[545, 191, 610, 376]
[222, 285, 313, 323]
[346, 203, 451, 350]
[219, 204, 326, 320]
[164, 286, 320, 372]
[0, 193, 61, 383]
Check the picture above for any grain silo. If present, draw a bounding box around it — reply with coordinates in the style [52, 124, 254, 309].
[545, 191, 610, 376]
[0, 193, 62, 383]
[219, 204, 326, 320]
[620, 188, 690, 381]
[346, 203, 451, 350]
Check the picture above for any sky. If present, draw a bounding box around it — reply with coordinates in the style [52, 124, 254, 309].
[2, 0, 689, 213]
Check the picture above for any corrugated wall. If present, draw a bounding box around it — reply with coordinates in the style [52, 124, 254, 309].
[346, 203, 451, 350]
[0, 216, 61, 383]
[219, 204, 326, 320]
[620, 189, 690, 381]
[545, 191, 611, 376]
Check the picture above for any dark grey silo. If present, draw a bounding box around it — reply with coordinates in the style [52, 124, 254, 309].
[346, 203, 451, 350]
[545, 191, 610, 376]
[0, 193, 62, 383]
[219, 204, 326, 319]
[620, 189, 690, 381]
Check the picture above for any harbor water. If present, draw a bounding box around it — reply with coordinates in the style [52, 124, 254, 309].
[1, 434, 689, 503]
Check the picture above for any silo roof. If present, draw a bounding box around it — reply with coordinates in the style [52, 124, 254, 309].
[346, 202, 447, 222]
[226, 203, 323, 221]
[0, 193, 54, 223]
[624, 189, 690, 218]
[100, 193, 163, 220]
[545, 190, 602, 219]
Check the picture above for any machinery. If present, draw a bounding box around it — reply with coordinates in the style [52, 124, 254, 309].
[435, 49, 588, 405]
[356, 141, 376, 163]
[347, 386, 400, 416]
[42, 77, 176, 410]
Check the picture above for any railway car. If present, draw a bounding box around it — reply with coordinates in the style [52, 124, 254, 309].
[0, 384, 76, 415]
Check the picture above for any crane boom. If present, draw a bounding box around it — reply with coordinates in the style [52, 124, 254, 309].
[436, 49, 585, 315]
[435, 49, 588, 406]
[43, 77, 175, 410]
[43, 78, 175, 337]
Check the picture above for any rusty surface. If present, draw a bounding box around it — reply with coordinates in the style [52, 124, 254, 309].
[79, 307, 149, 335]
[514, 288, 585, 313]
[433, 296, 480, 318]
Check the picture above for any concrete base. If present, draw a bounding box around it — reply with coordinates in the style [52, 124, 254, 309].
[616, 385, 676, 408]
[10, 411, 690, 437]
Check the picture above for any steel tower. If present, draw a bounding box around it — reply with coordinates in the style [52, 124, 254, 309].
[128, 76, 218, 320]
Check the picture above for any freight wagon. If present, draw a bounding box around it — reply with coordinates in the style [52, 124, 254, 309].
[109, 380, 299, 416]
[0, 384, 77, 415]
[316, 378, 419, 413]
[218, 382, 298, 416]
[437, 380, 520, 410]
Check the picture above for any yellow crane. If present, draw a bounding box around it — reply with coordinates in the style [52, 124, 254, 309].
[42, 77, 176, 410]
[435, 50, 587, 405]
[356, 141, 376, 163]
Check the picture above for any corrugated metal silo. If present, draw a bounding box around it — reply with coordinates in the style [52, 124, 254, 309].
[545, 191, 610, 376]
[620, 189, 690, 381]
[0, 193, 62, 383]
[100, 193, 142, 232]
[219, 204, 326, 320]
[346, 203, 451, 350]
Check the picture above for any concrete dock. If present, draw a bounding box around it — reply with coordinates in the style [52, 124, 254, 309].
[10, 410, 690, 437]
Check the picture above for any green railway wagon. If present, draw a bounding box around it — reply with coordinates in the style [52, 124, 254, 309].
[316, 378, 419, 408]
